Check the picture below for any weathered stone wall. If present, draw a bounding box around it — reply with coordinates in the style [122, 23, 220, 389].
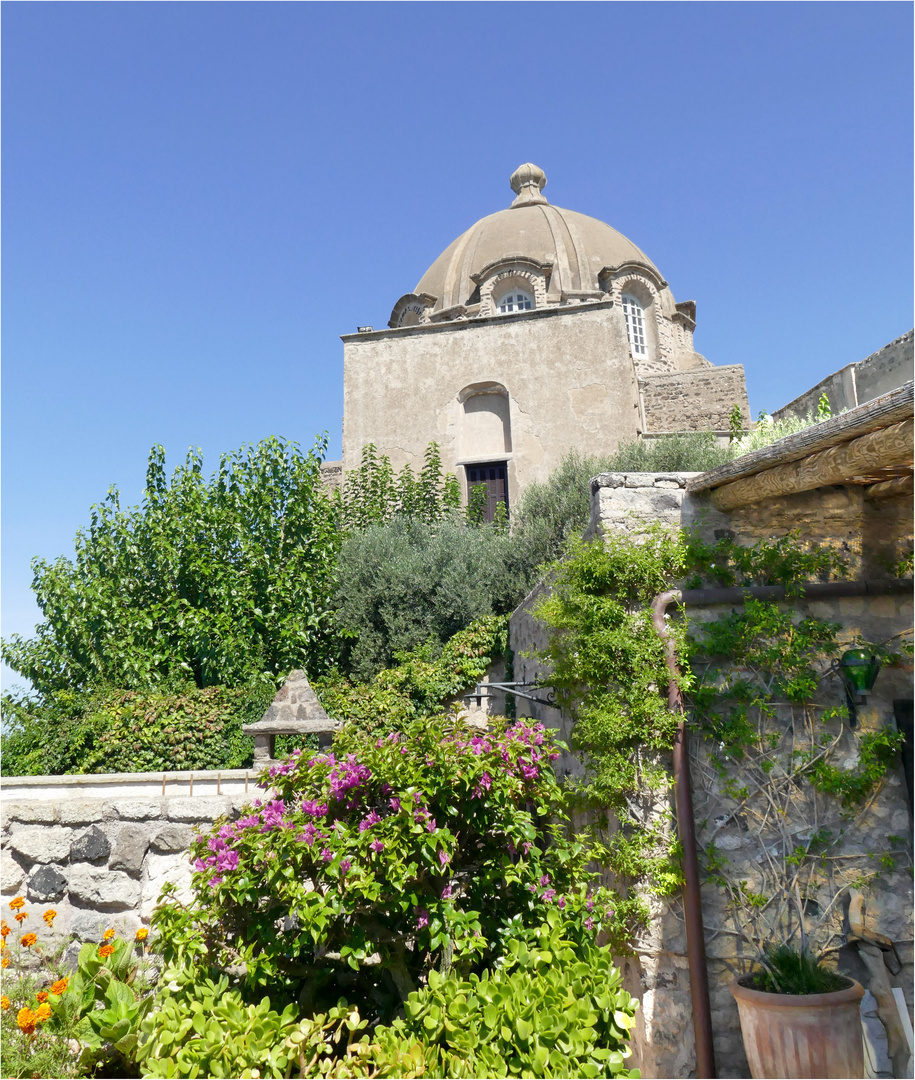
[639, 365, 750, 433]
[509, 470, 913, 1078]
[343, 304, 643, 510]
[682, 485, 913, 584]
[773, 331, 914, 423]
[586, 471, 701, 539]
[1, 790, 253, 959]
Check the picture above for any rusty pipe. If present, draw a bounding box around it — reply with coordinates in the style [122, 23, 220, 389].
[651, 588, 716, 1079]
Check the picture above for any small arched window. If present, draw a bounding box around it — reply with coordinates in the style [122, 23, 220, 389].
[621, 293, 647, 357]
[497, 289, 533, 314]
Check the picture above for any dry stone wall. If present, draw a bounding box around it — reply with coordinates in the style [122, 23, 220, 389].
[1, 790, 258, 960]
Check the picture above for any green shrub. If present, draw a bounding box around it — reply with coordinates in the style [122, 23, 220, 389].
[333, 518, 525, 679]
[151, 714, 633, 1024]
[366, 914, 639, 1078]
[747, 945, 849, 995]
[315, 616, 509, 731]
[0, 683, 273, 776]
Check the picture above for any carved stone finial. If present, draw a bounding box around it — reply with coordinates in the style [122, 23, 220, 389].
[509, 163, 548, 208]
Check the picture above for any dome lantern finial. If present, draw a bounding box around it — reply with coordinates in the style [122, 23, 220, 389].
[509, 163, 548, 208]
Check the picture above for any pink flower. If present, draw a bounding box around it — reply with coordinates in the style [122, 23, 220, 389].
[321, 848, 333, 863]
[416, 908, 430, 929]
[586, 898, 595, 912]
[340, 859, 352, 874]
[542, 889, 556, 902]
[438, 849, 450, 866]
[585, 917, 595, 931]
[208, 875, 223, 887]
[441, 884, 453, 899]
[556, 897, 566, 909]
[359, 811, 381, 832]
[425, 818, 437, 833]
[539, 874, 550, 887]
[370, 840, 384, 853]
[389, 797, 401, 812]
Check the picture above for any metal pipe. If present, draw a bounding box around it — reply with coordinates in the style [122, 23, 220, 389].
[649, 575, 910, 1079]
[651, 589, 716, 1078]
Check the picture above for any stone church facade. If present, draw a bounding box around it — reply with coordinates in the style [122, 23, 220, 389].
[339, 164, 750, 514]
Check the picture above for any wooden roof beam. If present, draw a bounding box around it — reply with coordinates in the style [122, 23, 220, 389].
[711, 419, 914, 511]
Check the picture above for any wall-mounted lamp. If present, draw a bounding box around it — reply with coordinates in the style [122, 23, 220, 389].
[837, 648, 881, 728]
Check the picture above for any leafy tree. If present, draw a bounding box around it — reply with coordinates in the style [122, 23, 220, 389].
[333, 519, 523, 680]
[339, 443, 461, 531]
[2, 437, 340, 696]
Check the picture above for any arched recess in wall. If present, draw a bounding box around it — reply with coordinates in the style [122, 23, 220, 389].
[458, 383, 512, 461]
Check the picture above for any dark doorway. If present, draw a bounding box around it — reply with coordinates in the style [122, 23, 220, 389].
[466, 462, 509, 523]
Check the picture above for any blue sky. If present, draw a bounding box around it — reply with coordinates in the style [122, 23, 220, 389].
[3, 1, 912, 686]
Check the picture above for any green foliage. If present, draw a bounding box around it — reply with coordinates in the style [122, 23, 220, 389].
[747, 945, 848, 995]
[729, 403, 745, 442]
[1, 683, 273, 777]
[339, 443, 461, 532]
[732, 394, 842, 458]
[366, 915, 639, 1078]
[533, 531, 688, 807]
[151, 714, 629, 1027]
[683, 530, 847, 592]
[138, 965, 305, 1079]
[316, 616, 509, 732]
[2, 437, 340, 696]
[603, 432, 733, 473]
[332, 519, 524, 680]
[807, 727, 905, 807]
[1, 909, 155, 1079]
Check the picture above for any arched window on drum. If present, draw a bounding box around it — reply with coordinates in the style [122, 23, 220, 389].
[621, 293, 647, 357]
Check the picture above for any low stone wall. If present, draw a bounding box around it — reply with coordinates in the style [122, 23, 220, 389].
[0, 782, 264, 956]
[586, 471, 700, 539]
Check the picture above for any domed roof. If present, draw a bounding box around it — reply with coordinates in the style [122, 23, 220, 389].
[415, 164, 660, 314]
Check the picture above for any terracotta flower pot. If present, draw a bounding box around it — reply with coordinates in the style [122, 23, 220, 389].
[730, 976, 865, 1079]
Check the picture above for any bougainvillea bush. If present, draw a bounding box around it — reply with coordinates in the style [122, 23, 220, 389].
[152, 715, 638, 1026]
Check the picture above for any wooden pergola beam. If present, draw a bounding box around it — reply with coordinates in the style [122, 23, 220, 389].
[865, 473, 915, 500]
[710, 420, 914, 511]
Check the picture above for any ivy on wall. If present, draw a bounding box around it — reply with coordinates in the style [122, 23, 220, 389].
[533, 524, 912, 957]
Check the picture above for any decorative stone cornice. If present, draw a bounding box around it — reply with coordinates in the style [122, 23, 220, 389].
[599, 262, 669, 292]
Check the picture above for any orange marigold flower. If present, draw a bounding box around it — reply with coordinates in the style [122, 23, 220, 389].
[14, 913, 28, 924]
[42, 910, 57, 926]
[103, 928, 116, 941]
[17, 1007, 37, 1034]
[1, 938, 6, 951]
[20, 933, 37, 948]
[35, 1003, 52, 1023]
[36, 992, 49, 1003]
[2, 955, 10, 968]
[98, 944, 115, 958]
[50, 978, 68, 996]
[0, 994, 9, 1011]
[8, 898, 25, 912]
[1, 920, 10, 936]
[135, 927, 149, 941]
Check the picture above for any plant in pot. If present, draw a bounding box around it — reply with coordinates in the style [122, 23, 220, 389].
[688, 598, 910, 1080]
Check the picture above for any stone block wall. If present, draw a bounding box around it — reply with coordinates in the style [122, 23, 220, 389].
[586, 471, 700, 539]
[640, 364, 750, 433]
[772, 330, 913, 423]
[1, 792, 252, 956]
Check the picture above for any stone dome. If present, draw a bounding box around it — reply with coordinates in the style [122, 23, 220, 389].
[414, 164, 660, 315]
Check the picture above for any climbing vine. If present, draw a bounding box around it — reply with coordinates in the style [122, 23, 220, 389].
[533, 525, 911, 960]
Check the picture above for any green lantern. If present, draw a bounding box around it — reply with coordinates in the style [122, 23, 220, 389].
[838, 648, 881, 705]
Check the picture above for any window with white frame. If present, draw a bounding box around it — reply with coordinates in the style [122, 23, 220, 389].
[497, 289, 533, 314]
[621, 293, 647, 356]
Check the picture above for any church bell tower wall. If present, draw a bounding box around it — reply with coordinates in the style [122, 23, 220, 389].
[342, 303, 643, 506]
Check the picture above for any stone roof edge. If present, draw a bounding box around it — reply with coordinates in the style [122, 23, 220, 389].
[341, 298, 613, 342]
[687, 381, 914, 494]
